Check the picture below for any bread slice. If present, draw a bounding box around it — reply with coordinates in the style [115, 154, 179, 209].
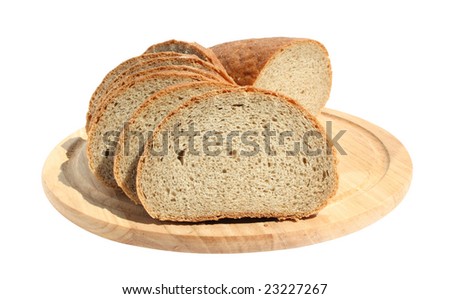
[114, 81, 234, 204]
[136, 86, 338, 222]
[87, 72, 216, 188]
[86, 52, 182, 131]
[211, 38, 332, 115]
[86, 54, 231, 131]
[144, 39, 234, 83]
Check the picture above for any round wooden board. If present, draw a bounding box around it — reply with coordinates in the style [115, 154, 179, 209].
[42, 109, 412, 253]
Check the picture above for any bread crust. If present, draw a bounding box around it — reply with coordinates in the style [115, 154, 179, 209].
[211, 38, 304, 85]
[136, 86, 338, 222]
[211, 37, 332, 115]
[211, 37, 331, 86]
[145, 39, 235, 84]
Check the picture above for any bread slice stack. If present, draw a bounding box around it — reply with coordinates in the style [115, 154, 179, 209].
[86, 38, 338, 222]
[144, 39, 234, 84]
[86, 52, 233, 131]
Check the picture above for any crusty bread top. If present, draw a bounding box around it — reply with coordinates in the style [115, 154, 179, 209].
[211, 37, 332, 115]
[145, 39, 235, 84]
[145, 39, 217, 64]
[211, 37, 330, 85]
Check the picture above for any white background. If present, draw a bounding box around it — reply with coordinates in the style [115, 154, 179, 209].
[1, 0, 448, 298]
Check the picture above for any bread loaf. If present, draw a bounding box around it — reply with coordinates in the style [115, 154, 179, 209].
[211, 38, 332, 115]
[136, 86, 338, 222]
[114, 81, 234, 203]
[84, 38, 338, 222]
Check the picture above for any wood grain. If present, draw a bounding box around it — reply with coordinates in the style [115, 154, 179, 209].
[41, 109, 412, 253]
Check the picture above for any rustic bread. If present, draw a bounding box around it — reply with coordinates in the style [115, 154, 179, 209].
[87, 72, 215, 187]
[86, 54, 231, 131]
[211, 38, 332, 115]
[114, 81, 234, 204]
[136, 86, 338, 222]
[87, 64, 229, 132]
[144, 39, 234, 83]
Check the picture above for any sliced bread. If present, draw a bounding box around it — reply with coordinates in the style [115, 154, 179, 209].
[86, 54, 231, 131]
[136, 86, 338, 222]
[87, 64, 230, 132]
[86, 52, 182, 130]
[97, 56, 230, 99]
[211, 38, 332, 115]
[114, 81, 234, 204]
[87, 72, 216, 188]
[144, 39, 234, 83]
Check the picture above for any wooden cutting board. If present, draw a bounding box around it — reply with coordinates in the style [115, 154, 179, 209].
[42, 109, 412, 253]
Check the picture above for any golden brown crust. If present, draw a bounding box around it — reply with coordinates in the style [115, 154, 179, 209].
[210, 37, 300, 85]
[144, 39, 235, 84]
[136, 86, 338, 222]
[211, 37, 330, 87]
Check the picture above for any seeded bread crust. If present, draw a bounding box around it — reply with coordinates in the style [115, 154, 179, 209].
[136, 86, 338, 222]
[87, 71, 216, 188]
[144, 39, 234, 84]
[114, 81, 235, 204]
